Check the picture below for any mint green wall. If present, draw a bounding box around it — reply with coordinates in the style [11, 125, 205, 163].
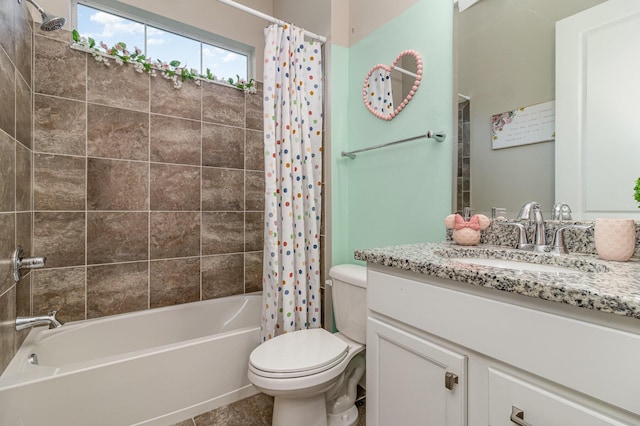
[331, 0, 453, 265]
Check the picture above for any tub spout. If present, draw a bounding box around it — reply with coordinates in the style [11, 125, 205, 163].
[16, 310, 63, 331]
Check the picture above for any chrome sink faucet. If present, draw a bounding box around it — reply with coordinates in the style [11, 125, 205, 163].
[517, 201, 548, 252]
[16, 310, 63, 331]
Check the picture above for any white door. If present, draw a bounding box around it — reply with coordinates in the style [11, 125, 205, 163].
[367, 317, 467, 426]
[555, 0, 640, 219]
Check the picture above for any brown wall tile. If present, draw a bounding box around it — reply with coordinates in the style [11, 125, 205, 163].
[16, 272, 30, 321]
[245, 212, 264, 252]
[0, 48, 16, 137]
[245, 130, 264, 171]
[32, 267, 86, 323]
[87, 262, 148, 318]
[0, 213, 15, 296]
[202, 254, 244, 299]
[150, 163, 200, 211]
[33, 212, 85, 268]
[150, 211, 200, 259]
[150, 257, 200, 308]
[15, 73, 32, 148]
[244, 252, 263, 294]
[87, 158, 149, 210]
[34, 35, 86, 100]
[0, 1, 31, 377]
[150, 115, 201, 165]
[16, 212, 31, 261]
[87, 212, 148, 264]
[202, 83, 244, 127]
[34, 154, 86, 211]
[151, 77, 201, 120]
[0, 287, 16, 373]
[34, 94, 86, 155]
[202, 212, 244, 255]
[0, 0, 18, 63]
[87, 104, 149, 161]
[15, 142, 31, 211]
[245, 171, 264, 211]
[87, 58, 149, 112]
[14, 5, 32, 90]
[0, 132, 15, 212]
[202, 123, 244, 169]
[245, 86, 263, 131]
[202, 167, 244, 211]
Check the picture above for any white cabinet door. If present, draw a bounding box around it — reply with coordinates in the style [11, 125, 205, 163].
[367, 317, 467, 426]
[555, 0, 640, 219]
[488, 368, 629, 426]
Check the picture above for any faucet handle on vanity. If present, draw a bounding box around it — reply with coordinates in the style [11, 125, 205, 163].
[550, 224, 592, 255]
[499, 222, 533, 251]
[552, 203, 573, 220]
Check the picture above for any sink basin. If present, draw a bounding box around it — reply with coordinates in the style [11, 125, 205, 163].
[452, 258, 579, 273]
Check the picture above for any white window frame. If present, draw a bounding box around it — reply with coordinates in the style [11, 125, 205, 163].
[71, 0, 254, 81]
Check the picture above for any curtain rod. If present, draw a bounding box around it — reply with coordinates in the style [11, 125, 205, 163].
[216, 0, 327, 43]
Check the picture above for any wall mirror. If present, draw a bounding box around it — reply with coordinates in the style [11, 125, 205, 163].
[363, 49, 422, 121]
[456, 0, 609, 218]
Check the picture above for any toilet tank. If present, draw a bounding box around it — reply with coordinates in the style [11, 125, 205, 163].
[329, 264, 367, 344]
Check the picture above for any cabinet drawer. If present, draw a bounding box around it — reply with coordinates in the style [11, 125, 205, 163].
[488, 368, 629, 426]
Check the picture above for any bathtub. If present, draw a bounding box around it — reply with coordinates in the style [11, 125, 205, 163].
[0, 294, 262, 426]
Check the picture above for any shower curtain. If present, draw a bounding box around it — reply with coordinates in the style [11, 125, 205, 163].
[261, 24, 323, 342]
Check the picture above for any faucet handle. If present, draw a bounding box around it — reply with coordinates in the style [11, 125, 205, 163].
[12, 246, 47, 283]
[552, 203, 573, 220]
[551, 224, 592, 254]
[500, 222, 533, 250]
[48, 310, 63, 328]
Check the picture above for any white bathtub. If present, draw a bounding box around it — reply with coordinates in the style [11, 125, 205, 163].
[0, 294, 262, 425]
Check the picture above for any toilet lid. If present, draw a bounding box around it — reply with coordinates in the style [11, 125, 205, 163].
[250, 329, 349, 376]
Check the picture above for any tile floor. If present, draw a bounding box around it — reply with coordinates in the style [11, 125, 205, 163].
[173, 391, 366, 426]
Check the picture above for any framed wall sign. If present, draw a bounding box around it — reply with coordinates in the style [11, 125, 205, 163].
[491, 100, 555, 149]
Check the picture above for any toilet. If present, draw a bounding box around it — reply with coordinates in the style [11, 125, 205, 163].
[248, 264, 367, 426]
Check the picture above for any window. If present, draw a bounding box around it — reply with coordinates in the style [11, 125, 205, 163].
[76, 3, 249, 81]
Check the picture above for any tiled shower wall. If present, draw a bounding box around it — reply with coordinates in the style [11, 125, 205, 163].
[0, 0, 33, 373]
[27, 29, 266, 327]
[0, 5, 269, 372]
[456, 99, 470, 213]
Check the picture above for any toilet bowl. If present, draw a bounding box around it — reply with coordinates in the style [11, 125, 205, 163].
[247, 264, 367, 426]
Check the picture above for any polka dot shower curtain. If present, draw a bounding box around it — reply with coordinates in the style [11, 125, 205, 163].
[261, 24, 323, 342]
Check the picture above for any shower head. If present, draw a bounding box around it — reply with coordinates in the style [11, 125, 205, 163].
[19, 0, 67, 31]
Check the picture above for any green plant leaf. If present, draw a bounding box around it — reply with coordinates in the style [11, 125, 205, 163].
[88, 37, 96, 48]
[170, 60, 181, 67]
[72, 29, 80, 42]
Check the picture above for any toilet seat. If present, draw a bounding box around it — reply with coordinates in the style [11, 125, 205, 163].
[249, 328, 349, 379]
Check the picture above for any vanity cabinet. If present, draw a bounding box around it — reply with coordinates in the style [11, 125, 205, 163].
[366, 265, 640, 426]
[367, 317, 466, 425]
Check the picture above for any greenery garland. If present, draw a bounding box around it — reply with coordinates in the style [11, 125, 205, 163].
[634, 177, 640, 208]
[71, 29, 256, 92]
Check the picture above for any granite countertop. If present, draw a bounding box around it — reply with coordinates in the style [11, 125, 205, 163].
[354, 242, 640, 320]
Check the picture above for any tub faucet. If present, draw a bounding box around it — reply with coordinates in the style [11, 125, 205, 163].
[16, 310, 63, 331]
[517, 201, 548, 252]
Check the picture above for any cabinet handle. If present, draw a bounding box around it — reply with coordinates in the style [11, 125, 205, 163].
[510, 406, 533, 426]
[444, 372, 458, 390]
